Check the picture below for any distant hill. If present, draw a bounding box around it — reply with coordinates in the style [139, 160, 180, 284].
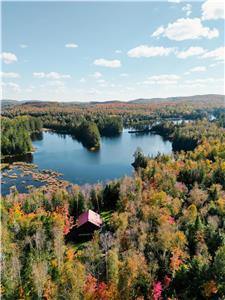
[0, 99, 22, 108]
[129, 94, 225, 104]
[0, 99, 44, 108]
[1, 94, 224, 107]
[90, 100, 123, 105]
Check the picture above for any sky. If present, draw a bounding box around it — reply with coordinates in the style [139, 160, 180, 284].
[1, 0, 225, 102]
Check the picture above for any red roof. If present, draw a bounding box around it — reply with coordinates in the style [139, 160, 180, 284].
[77, 210, 103, 228]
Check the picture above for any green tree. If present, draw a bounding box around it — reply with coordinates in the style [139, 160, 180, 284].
[132, 147, 148, 170]
[77, 121, 100, 149]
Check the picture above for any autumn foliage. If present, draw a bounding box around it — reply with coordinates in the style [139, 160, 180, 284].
[1, 113, 225, 299]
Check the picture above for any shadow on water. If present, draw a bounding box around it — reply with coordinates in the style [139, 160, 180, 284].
[101, 132, 122, 139]
[2, 153, 34, 164]
[130, 132, 153, 137]
[31, 132, 43, 141]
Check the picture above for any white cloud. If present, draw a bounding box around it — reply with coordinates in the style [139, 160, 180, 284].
[202, 0, 225, 20]
[2, 82, 21, 92]
[33, 72, 71, 79]
[120, 73, 128, 77]
[96, 79, 116, 88]
[140, 74, 180, 85]
[201, 47, 225, 61]
[150, 74, 180, 80]
[127, 45, 174, 57]
[176, 47, 207, 59]
[125, 87, 135, 91]
[179, 77, 224, 89]
[152, 18, 219, 41]
[0, 52, 18, 64]
[97, 79, 106, 84]
[180, 83, 206, 88]
[189, 66, 207, 73]
[80, 78, 86, 83]
[0, 72, 20, 79]
[182, 4, 192, 17]
[185, 78, 223, 84]
[152, 26, 165, 38]
[93, 72, 102, 79]
[45, 80, 65, 87]
[209, 60, 224, 67]
[39, 80, 66, 94]
[94, 58, 121, 68]
[115, 50, 122, 54]
[87, 88, 101, 96]
[20, 44, 28, 48]
[98, 83, 107, 88]
[65, 43, 78, 48]
[24, 86, 35, 93]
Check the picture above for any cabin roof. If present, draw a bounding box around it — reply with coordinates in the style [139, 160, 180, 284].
[77, 210, 103, 228]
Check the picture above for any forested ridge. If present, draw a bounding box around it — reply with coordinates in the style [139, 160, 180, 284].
[1, 116, 225, 299]
[2, 98, 225, 130]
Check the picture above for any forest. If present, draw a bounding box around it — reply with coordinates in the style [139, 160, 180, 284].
[1, 116, 42, 156]
[2, 99, 224, 151]
[1, 100, 225, 299]
[150, 119, 225, 152]
[2, 98, 225, 130]
[1, 115, 122, 152]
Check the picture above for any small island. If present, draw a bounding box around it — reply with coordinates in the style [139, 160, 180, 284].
[76, 121, 101, 150]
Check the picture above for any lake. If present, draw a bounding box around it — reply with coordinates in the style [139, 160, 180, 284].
[1, 130, 172, 193]
[32, 130, 172, 183]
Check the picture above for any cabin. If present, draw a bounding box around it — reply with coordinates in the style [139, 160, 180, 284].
[66, 209, 103, 242]
[76, 210, 103, 241]
[77, 209, 102, 230]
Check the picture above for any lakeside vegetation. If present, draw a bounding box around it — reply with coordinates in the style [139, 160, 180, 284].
[1, 99, 225, 299]
[1, 115, 122, 152]
[1, 116, 42, 157]
[76, 121, 101, 150]
[97, 116, 123, 136]
[151, 119, 225, 152]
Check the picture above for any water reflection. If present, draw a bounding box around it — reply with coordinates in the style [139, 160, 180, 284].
[2, 153, 33, 164]
[31, 131, 43, 141]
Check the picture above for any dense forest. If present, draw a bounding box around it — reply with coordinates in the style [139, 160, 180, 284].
[2, 98, 225, 130]
[76, 121, 101, 150]
[44, 116, 123, 149]
[2, 98, 224, 152]
[1, 116, 42, 156]
[151, 120, 225, 152]
[1, 99, 225, 299]
[1, 116, 225, 299]
[1, 114, 122, 151]
[97, 116, 123, 137]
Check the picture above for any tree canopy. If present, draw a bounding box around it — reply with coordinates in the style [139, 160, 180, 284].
[2, 118, 225, 299]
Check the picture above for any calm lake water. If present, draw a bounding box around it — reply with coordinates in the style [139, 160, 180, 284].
[31, 130, 172, 184]
[1, 130, 172, 194]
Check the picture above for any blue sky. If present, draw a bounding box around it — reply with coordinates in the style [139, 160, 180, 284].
[1, 0, 224, 101]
